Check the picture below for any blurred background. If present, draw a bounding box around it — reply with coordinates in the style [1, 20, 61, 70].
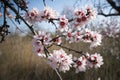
[0, 0, 120, 80]
[0, 32, 120, 80]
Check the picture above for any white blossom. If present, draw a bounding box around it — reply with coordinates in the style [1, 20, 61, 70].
[63, 29, 74, 43]
[53, 37, 62, 45]
[87, 53, 104, 68]
[85, 5, 97, 20]
[32, 31, 52, 57]
[82, 29, 102, 48]
[90, 32, 102, 48]
[58, 15, 69, 32]
[73, 31, 82, 42]
[73, 56, 87, 73]
[33, 46, 45, 57]
[47, 49, 73, 73]
[33, 31, 51, 45]
[25, 8, 42, 23]
[41, 6, 58, 20]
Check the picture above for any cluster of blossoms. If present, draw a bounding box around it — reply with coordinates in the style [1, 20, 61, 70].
[25, 6, 58, 23]
[32, 31, 51, 57]
[25, 8, 41, 23]
[58, 6, 97, 32]
[58, 15, 69, 32]
[47, 49, 103, 73]
[47, 49, 73, 73]
[62, 29, 102, 48]
[25, 6, 96, 27]
[41, 6, 58, 20]
[81, 29, 102, 48]
[32, 31, 63, 57]
[30, 6, 104, 74]
[73, 53, 104, 73]
[32, 30, 103, 73]
[73, 6, 97, 28]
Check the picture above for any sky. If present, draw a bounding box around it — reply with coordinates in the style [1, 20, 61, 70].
[26, 0, 100, 33]
[27, 0, 79, 33]
[28, 0, 94, 12]
[1, 0, 80, 34]
[0, 0, 113, 35]
[29, 0, 78, 12]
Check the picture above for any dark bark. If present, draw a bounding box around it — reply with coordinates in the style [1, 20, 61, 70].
[98, 0, 120, 17]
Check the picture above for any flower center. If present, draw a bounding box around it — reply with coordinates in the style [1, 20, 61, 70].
[60, 21, 65, 27]
[76, 61, 82, 66]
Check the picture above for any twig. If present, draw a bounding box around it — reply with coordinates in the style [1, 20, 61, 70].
[49, 35, 64, 42]
[106, 0, 120, 13]
[44, 46, 50, 57]
[3, 3, 6, 25]
[98, 12, 120, 17]
[55, 69, 63, 80]
[53, 43, 83, 54]
[0, 1, 7, 42]
[9, 18, 33, 38]
[1, 0, 36, 35]
[43, 0, 46, 6]
[48, 19, 58, 29]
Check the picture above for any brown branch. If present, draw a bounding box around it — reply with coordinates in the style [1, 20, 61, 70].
[49, 35, 65, 42]
[43, 0, 46, 6]
[106, 0, 120, 13]
[9, 18, 33, 38]
[53, 43, 84, 55]
[48, 18, 59, 29]
[98, 12, 120, 17]
[3, 3, 6, 25]
[0, 1, 7, 42]
[47, 18, 75, 29]
[1, 0, 36, 35]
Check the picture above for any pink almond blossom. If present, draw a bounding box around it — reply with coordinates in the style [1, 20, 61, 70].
[47, 49, 73, 73]
[73, 56, 87, 73]
[25, 8, 41, 23]
[41, 6, 58, 20]
[87, 53, 104, 68]
[58, 15, 69, 32]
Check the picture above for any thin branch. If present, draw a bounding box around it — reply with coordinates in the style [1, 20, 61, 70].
[9, 18, 33, 38]
[106, 0, 120, 13]
[49, 35, 64, 42]
[55, 69, 63, 80]
[98, 12, 120, 17]
[43, 0, 46, 6]
[10, 18, 24, 33]
[68, 18, 76, 22]
[42, 0, 54, 6]
[109, 7, 113, 14]
[0, 1, 7, 42]
[1, 0, 36, 35]
[48, 19, 58, 29]
[13, 0, 28, 12]
[3, 3, 6, 25]
[47, 18, 75, 29]
[53, 43, 84, 55]
[44, 46, 50, 57]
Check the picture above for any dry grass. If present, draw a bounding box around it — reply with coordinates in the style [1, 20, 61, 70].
[0, 34, 120, 80]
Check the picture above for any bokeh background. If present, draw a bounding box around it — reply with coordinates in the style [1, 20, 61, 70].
[0, 0, 120, 80]
[0, 33, 120, 80]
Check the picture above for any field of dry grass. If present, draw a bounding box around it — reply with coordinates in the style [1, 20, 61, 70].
[0, 34, 120, 80]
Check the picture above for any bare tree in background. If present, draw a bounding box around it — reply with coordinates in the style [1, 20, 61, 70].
[97, 0, 120, 17]
[73, 0, 120, 17]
